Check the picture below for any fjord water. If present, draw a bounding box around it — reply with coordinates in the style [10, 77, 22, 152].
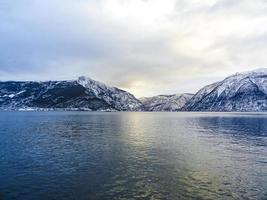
[0, 112, 266, 200]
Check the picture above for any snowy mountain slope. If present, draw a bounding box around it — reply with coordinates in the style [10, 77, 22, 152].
[0, 77, 144, 111]
[77, 76, 144, 111]
[140, 93, 193, 111]
[183, 68, 267, 112]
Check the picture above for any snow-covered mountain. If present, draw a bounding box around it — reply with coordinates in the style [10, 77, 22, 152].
[1, 69, 267, 112]
[183, 68, 267, 112]
[140, 93, 193, 111]
[0, 77, 144, 111]
[77, 76, 144, 111]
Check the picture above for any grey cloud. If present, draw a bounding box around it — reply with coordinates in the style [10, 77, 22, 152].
[0, 0, 267, 97]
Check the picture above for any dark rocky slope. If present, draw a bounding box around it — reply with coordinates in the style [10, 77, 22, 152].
[0, 77, 143, 111]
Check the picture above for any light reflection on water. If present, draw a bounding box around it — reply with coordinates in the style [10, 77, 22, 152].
[0, 112, 266, 200]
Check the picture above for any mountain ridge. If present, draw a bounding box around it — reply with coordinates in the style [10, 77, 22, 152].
[182, 68, 267, 112]
[140, 93, 193, 111]
[0, 77, 143, 111]
[0, 68, 267, 112]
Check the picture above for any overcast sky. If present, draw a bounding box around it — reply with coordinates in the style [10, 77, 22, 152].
[0, 0, 267, 97]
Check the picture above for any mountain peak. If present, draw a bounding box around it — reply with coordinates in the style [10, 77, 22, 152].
[0, 77, 144, 111]
[246, 68, 267, 74]
[183, 68, 267, 112]
[231, 68, 267, 78]
[77, 76, 95, 84]
[77, 76, 110, 91]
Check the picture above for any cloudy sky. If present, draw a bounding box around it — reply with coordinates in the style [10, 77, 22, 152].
[1, 0, 267, 97]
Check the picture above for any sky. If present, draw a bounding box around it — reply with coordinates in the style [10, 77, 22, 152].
[0, 0, 267, 97]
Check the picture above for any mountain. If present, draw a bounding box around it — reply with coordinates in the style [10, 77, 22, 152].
[0, 77, 144, 111]
[77, 76, 144, 111]
[183, 68, 267, 112]
[140, 93, 193, 111]
[1, 69, 267, 112]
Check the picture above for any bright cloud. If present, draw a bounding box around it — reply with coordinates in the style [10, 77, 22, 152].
[0, 0, 267, 97]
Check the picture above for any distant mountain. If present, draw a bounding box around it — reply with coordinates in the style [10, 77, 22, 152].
[140, 93, 193, 111]
[183, 68, 267, 112]
[0, 77, 144, 111]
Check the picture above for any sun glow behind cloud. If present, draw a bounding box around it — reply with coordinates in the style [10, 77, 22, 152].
[1, 0, 267, 97]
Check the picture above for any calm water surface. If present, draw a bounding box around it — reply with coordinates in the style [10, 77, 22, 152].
[0, 112, 266, 200]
